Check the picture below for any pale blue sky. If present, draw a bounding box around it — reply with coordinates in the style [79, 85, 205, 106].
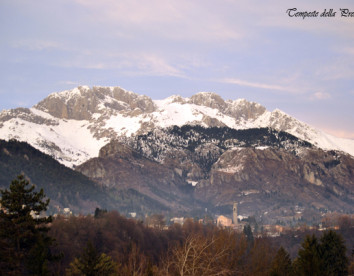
[1, 0, 353, 138]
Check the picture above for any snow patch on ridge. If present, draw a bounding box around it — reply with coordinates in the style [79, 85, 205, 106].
[153, 101, 203, 127]
[29, 107, 56, 120]
[1, 86, 354, 168]
[216, 164, 244, 174]
[48, 86, 90, 104]
[105, 114, 143, 136]
[153, 100, 237, 128]
[312, 131, 354, 157]
[0, 111, 108, 167]
[187, 180, 198, 186]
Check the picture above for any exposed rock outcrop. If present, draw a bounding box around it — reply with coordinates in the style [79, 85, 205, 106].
[77, 126, 354, 223]
[2, 85, 354, 168]
[35, 86, 156, 120]
[76, 141, 196, 212]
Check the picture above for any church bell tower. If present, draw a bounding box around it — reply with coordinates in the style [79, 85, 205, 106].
[233, 202, 238, 225]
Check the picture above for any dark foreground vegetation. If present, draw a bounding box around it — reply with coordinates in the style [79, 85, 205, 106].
[0, 139, 115, 214]
[1, 176, 353, 275]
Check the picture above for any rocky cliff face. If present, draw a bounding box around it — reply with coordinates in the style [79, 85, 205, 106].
[0, 107, 58, 126]
[76, 141, 197, 213]
[77, 125, 354, 222]
[196, 147, 354, 219]
[1, 86, 354, 168]
[35, 86, 156, 120]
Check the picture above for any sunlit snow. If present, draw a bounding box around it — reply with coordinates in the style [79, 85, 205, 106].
[1, 87, 354, 168]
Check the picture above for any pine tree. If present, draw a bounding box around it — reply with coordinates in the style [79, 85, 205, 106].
[319, 230, 348, 276]
[243, 224, 254, 248]
[94, 207, 107, 218]
[349, 246, 354, 276]
[0, 174, 56, 275]
[293, 234, 321, 276]
[269, 246, 292, 276]
[66, 242, 117, 276]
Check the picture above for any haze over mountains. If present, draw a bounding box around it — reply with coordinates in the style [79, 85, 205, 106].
[0, 86, 353, 223]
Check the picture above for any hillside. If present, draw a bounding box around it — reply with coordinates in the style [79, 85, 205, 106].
[77, 126, 354, 224]
[0, 139, 113, 214]
[0, 139, 204, 216]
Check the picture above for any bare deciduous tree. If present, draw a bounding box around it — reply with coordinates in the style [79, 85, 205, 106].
[163, 230, 246, 276]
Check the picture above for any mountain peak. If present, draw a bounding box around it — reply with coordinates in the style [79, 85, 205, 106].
[1, 85, 354, 168]
[157, 95, 186, 105]
[46, 85, 90, 103]
[189, 92, 226, 110]
[34, 86, 156, 120]
[271, 108, 287, 116]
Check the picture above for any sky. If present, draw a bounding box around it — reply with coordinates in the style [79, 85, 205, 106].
[0, 0, 354, 139]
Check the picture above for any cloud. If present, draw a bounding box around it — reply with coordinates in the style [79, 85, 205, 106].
[72, 0, 183, 23]
[14, 101, 31, 108]
[315, 57, 354, 81]
[133, 55, 184, 77]
[341, 47, 354, 55]
[60, 81, 81, 86]
[71, 0, 243, 43]
[11, 40, 63, 51]
[55, 51, 185, 78]
[219, 78, 296, 92]
[311, 91, 331, 100]
[121, 53, 186, 77]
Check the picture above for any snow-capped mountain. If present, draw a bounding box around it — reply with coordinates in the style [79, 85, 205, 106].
[0, 85, 353, 167]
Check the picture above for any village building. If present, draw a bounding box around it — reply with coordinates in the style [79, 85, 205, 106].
[217, 215, 232, 227]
